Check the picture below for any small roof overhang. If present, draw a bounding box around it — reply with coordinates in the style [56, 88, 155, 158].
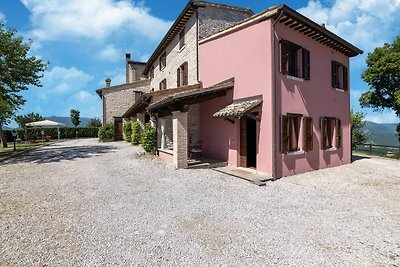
[147, 78, 234, 117]
[213, 95, 263, 119]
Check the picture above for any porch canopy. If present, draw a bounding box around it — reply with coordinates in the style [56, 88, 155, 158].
[147, 78, 234, 116]
[25, 120, 66, 127]
[213, 95, 263, 120]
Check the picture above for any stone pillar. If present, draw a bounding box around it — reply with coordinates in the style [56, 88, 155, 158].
[160, 118, 167, 149]
[136, 113, 145, 132]
[172, 111, 188, 169]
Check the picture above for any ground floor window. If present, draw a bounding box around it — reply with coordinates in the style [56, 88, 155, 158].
[282, 114, 302, 153]
[321, 117, 342, 149]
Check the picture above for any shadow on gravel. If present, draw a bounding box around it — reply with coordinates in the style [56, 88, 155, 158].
[4, 144, 116, 164]
[352, 155, 371, 162]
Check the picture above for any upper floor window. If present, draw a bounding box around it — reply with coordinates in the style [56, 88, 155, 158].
[159, 79, 167, 90]
[179, 27, 185, 49]
[331, 61, 348, 90]
[280, 40, 310, 80]
[159, 52, 166, 70]
[177, 62, 188, 87]
[149, 66, 154, 79]
[321, 117, 342, 150]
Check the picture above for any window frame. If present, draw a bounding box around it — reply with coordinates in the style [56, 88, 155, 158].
[281, 113, 303, 153]
[280, 40, 310, 80]
[179, 27, 185, 50]
[320, 117, 342, 150]
[177, 62, 188, 87]
[149, 66, 154, 79]
[303, 117, 313, 152]
[159, 79, 167, 90]
[331, 61, 348, 91]
[159, 52, 167, 70]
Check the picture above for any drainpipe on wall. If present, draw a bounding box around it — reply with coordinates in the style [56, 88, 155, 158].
[271, 10, 284, 180]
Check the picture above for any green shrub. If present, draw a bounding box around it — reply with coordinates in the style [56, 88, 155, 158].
[142, 123, 156, 153]
[123, 121, 132, 142]
[98, 124, 115, 142]
[131, 121, 141, 145]
[16, 126, 99, 141]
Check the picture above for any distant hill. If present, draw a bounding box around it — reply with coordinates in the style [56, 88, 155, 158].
[45, 116, 94, 127]
[362, 121, 399, 146]
[2, 126, 13, 131]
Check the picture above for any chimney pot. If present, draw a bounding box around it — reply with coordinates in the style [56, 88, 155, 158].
[105, 78, 111, 87]
[126, 53, 131, 60]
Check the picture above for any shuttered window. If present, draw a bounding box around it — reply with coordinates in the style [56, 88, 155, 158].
[281, 114, 302, 153]
[149, 66, 154, 79]
[321, 117, 342, 149]
[280, 40, 311, 80]
[335, 119, 342, 148]
[179, 27, 185, 49]
[332, 61, 348, 91]
[303, 117, 313, 151]
[177, 62, 188, 87]
[159, 79, 167, 90]
[159, 52, 166, 70]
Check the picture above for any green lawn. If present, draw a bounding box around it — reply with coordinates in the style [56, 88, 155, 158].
[0, 141, 52, 159]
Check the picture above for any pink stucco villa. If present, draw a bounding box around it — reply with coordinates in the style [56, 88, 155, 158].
[100, 1, 362, 179]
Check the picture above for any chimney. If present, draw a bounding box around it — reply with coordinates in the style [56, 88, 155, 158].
[105, 78, 111, 87]
[126, 53, 131, 83]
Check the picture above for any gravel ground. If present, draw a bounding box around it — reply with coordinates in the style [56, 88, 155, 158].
[0, 138, 399, 266]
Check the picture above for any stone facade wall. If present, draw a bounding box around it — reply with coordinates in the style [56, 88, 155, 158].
[149, 14, 198, 91]
[188, 104, 200, 145]
[103, 81, 150, 124]
[198, 7, 252, 39]
[129, 63, 147, 82]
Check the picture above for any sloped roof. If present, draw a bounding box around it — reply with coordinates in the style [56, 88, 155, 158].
[143, 0, 253, 75]
[213, 96, 263, 118]
[200, 4, 363, 57]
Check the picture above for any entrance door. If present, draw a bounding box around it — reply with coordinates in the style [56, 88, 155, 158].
[114, 117, 123, 141]
[240, 118, 257, 168]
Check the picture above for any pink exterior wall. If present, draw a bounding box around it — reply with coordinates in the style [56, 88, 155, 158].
[199, 20, 274, 175]
[275, 23, 351, 177]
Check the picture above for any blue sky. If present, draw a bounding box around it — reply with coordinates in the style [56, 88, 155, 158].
[1, 0, 399, 127]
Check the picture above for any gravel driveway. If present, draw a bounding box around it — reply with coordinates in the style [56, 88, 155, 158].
[1, 139, 399, 266]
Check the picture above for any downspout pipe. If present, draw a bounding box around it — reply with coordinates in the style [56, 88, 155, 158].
[271, 9, 284, 180]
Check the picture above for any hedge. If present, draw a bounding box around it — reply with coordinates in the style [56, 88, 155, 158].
[142, 123, 157, 153]
[131, 121, 141, 145]
[123, 121, 132, 143]
[15, 127, 99, 141]
[98, 124, 115, 142]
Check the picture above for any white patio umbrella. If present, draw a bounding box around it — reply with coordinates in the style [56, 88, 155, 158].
[26, 120, 66, 140]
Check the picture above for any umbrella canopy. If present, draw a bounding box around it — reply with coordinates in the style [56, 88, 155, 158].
[25, 120, 66, 127]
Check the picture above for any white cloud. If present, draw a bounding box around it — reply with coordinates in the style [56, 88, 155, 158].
[21, 0, 172, 42]
[98, 44, 121, 61]
[0, 12, 5, 22]
[298, 0, 400, 52]
[365, 110, 400, 124]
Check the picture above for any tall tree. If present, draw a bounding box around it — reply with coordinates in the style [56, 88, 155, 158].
[15, 112, 44, 129]
[351, 109, 369, 149]
[359, 36, 400, 138]
[70, 109, 81, 127]
[0, 23, 47, 147]
[87, 118, 101, 127]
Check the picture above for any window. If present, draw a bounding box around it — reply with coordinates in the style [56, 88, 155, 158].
[321, 117, 342, 149]
[159, 79, 167, 90]
[159, 52, 166, 70]
[331, 61, 348, 90]
[280, 40, 310, 80]
[303, 117, 313, 152]
[282, 114, 302, 153]
[177, 62, 188, 87]
[179, 27, 185, 49]
[149, 66, 154, 79]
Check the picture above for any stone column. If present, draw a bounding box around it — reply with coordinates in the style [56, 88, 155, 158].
[136, 113, 146, 132]
[172, 111, 188, 169]
[160, 118, 167, 149]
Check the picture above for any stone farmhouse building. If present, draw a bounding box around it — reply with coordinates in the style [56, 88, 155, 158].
[96, 0, 362, 178]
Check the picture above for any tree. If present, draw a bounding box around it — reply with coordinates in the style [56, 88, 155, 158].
[359, 36, 400, 139]
[0, 23, 47, 147]
[351, 109, 369, 149]
[15, 112, 44, 129]
[87, 118, 101, 127]
[70, 109, 81, 127]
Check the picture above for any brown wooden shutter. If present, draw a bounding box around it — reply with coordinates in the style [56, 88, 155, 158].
[302, 49, 310, 80]
[183, 62, 188, 86]
[343, 66, 348, 91]
[303, 117, 313, 152]
[331, 61, 337, 88]
[321, 117, 327, 149]
[280, 41, 289, 75]
[336, 119, 342, 148]
[177, 67, 181, 87]
[281, 115, 289, 153]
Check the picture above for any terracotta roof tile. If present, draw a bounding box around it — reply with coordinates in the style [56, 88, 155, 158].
[213, 96, 262, 118]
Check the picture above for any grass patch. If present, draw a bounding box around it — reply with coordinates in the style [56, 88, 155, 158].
[0, 141, 52, 159]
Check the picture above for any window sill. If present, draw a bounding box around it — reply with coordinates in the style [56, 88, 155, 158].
[179, 45, 186, 52]
[158, 148, 173, 155]
[324, 147, 338, 152]
[286, 150, 305, 156]
[333, 88, 346, 92]
[286, 75, 304, 82]
[160, 66, 166, 71]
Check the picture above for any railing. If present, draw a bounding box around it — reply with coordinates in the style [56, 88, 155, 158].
[354, 143, 400, 159]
